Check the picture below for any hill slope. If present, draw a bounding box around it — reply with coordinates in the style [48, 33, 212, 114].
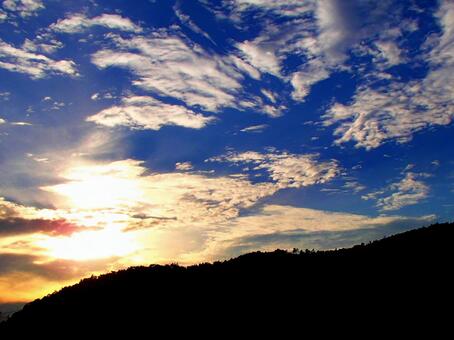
[1, 222, 453, 333]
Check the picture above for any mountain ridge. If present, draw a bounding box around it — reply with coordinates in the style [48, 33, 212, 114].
[1, 222, 453, 334]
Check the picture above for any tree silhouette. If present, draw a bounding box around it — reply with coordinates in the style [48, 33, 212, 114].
[0, 222, 452, 335]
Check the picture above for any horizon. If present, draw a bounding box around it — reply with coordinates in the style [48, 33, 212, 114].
[1, 0, 454, 304]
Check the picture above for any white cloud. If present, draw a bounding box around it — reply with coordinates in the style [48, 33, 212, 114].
[226, 1, 351, 102]
[240, 124, 268, 133]
[315, 0, 363, 64]
[228, 0, 315, 18]
[374, 40, 403, 67]
[0, 39, 78, 78]
[291, 59, 330, 101]
[0, 160, 435, 272]
[35, 152, 340, 232]
[362, 172, 429, 211]
[175, 162, 194, 171]
[21, 37, 63, 55]
[321, 1, 454, 150]
[42, 159, 278, 226]
[0, 117, 5, 124]
[178, 204, 436, 262]
[260, 89, 276, 103]
[343, 181, 366, 193]
[0, 9, 6, 21]
[90, 92, 115, 101]
[175, 7, 215, 44]
[86, 95, 215, 130]
[236, 38, 282, 76]
[91, 32, 276, 113]
[10, 121, 32, 126]
[2, 0, 44, 18]
[322, 82, 444, 149]
[0, 91, 10, 100]
[208, 150, 340, 189]
[51, 13, 142, 33]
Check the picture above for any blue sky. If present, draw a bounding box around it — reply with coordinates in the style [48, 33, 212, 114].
[1, 0, 454, 302]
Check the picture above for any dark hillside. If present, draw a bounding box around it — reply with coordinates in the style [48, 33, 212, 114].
[1, 222, 453, 334]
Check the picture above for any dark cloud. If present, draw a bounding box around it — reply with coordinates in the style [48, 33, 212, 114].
[0, 217, 93, 236]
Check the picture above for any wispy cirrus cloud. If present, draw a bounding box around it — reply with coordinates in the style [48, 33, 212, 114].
[322, 0, 454, 150]
[87, 95, 215, 130]
[195, 204, 435, 261]
[0, 39, 78, 78]
[2, 0, 44, 18]
[225, 0, 315, 18]
[362, 172, 430, 211]
[240, 124, 269, 133]
[216, 0, 406, 104]
[50, 13, 142, 33]
[208, 150, 340, 189]
[90, 31, 288, 117]
[0, 9, 7, 22]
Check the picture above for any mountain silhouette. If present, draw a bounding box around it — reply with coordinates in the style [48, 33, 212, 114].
[1, 222, 452, 335]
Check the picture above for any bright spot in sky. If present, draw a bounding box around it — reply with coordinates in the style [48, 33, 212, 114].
[42, 161, 146, 210]
[38, 228, 138, 261]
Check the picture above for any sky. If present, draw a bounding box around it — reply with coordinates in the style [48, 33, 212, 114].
[0, 0, 454, 303]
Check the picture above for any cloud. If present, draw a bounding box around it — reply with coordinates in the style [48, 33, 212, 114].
[313, 0, 386, 64]
[362, 172, 430, 211]
[90, 92, 115, 101]
[230, 0, 409, 102]
[240, 124, 268, 133]
[0, 157, 436, 300]
[10, 121, 32, 126]
[0, 9, 6, 22]
[2, 152, 337, 237]
[86, 4, 382, 115]
[90, 31, 287, 115]
[50, 13, 142, 33]
[41, 159, 277, 226]
[374, 40, 403, 66]
[175, 162, 194, 171]
[179, 204, 436, 261]
[0, 38, 78, 78]
[21, 37, 64, 55]
[86, 95, 215, 130]
[2, 0, 43, 18]
[236, 37, 282, 76]
[227, 0, 314, 18]
[208, 150, 340, 189]
[0, 253, 119, 281]
[0, 197, 93, 236]
[290, 59, 330, 101]
[0, 218, 86, 236]
[342, 181, 366, 193]
[322, 1, 454, 150]
[175, 7, 215, 44]
[323, 79, 454, 150]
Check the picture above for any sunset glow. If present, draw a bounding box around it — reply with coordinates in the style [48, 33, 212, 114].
[39, 228, 138, 261]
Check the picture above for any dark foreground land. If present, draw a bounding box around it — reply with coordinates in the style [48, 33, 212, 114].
[1, 222, 453, 334]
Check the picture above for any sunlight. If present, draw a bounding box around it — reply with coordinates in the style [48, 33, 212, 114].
[39, 228, 138, 261]
[42, 160, 146, 210]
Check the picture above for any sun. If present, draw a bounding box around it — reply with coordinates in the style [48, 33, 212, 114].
[41, 160, 147, 211]
[39, 227, 138, 261]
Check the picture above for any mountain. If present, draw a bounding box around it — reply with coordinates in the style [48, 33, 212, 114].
[1, 222, 452, 334]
